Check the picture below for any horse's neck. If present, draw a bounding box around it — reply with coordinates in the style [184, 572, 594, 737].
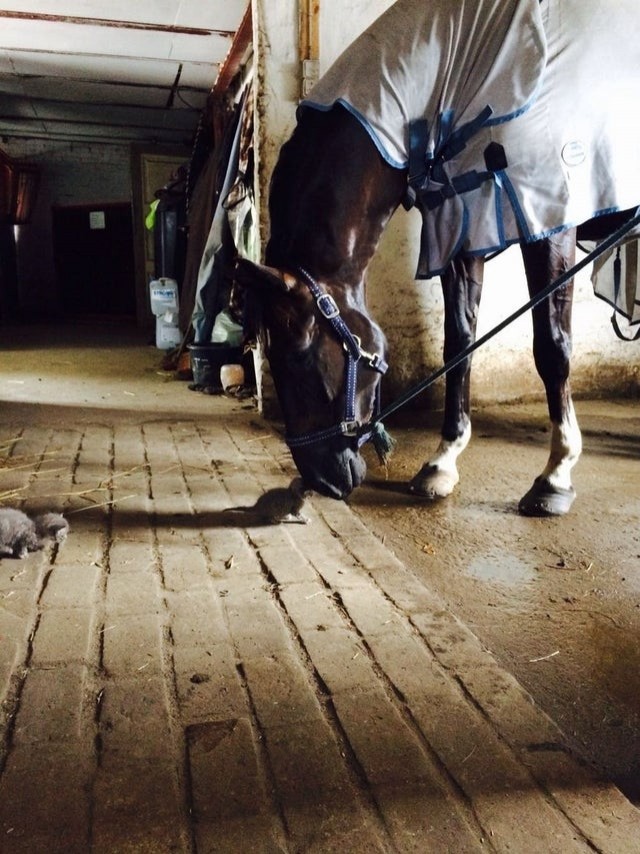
[267, 108, 406, 286]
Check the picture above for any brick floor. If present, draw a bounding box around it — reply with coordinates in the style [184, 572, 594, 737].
[0, 405, 638, 852]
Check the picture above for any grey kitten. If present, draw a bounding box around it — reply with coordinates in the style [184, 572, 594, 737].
[0, 509, 69, 560]
[225, 477, 312, 524]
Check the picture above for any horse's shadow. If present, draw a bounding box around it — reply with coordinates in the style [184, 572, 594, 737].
[353, 478, 522, 516]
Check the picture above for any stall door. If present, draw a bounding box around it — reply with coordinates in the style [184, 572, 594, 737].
[52, 203, 136, 317]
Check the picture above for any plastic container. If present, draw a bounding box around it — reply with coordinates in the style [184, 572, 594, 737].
[188, 343, 243, 388]
[155, 315, 182, 349]
[149, 277, 179, 316]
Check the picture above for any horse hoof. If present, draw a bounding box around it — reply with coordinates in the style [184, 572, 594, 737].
[518, 477, 576, 516]
[408, 464, 458, 499]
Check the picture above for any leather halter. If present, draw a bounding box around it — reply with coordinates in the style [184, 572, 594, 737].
[284, 267, 388, 450]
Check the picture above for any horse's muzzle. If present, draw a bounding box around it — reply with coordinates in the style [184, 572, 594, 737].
[290, 442, 366, 499]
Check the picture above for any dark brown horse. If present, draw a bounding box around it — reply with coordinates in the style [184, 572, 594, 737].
[235, 101, 636, 514]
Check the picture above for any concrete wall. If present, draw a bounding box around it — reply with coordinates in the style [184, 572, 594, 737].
[4, 140, 130, 315]
[252, 1, 640, 407]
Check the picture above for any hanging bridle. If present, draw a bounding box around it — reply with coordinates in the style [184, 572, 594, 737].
[284, 267, 389, 451]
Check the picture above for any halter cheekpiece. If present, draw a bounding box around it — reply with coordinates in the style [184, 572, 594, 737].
[284, 267, 388, 451]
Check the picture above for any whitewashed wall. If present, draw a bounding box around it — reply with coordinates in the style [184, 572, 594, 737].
[252, 0, 640, 408]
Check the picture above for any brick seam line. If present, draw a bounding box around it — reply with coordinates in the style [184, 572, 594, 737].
[182, 425, 312, 849]
[325, 584, 591, 850]
[79, 425, 115, 853]
[345, 521, 640, 843]
[310, 578, 493, 833]
[145, 421, 206, 854]
[0, 426, 80, 778]
[89, 423, 184, 852]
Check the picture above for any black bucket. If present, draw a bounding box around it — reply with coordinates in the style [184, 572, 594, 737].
[188, 343, 243, 389]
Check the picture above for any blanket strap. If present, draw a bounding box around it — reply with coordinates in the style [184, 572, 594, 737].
[422, 167, 494, 211]
[611, 247, 640, 340]
[406, 105, 499, 212]
[435, 105, 494, 165]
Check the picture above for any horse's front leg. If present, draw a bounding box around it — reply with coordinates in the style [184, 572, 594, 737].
[518, 231, 581, 516]
[409, 256, 484, 498]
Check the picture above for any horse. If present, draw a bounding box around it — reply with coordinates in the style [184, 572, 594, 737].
[234, 0, 640, 515]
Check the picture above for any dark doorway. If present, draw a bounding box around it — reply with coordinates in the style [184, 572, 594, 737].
[52, 203, 136, 317]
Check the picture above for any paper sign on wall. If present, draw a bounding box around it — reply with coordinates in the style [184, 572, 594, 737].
[89, 210, 106, 230]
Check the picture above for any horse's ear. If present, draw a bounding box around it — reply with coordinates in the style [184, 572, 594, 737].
[234, 257, 297, 293]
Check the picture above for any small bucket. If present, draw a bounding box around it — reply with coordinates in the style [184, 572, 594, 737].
[188, 343, 243, 388]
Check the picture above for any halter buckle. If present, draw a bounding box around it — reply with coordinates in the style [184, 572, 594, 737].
[340, 420, 360, 437]
[316, 293, 340, 319]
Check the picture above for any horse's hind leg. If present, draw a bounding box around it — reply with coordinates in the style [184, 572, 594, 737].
[409, 256, 483, 498]
[518, 231, 581, 516]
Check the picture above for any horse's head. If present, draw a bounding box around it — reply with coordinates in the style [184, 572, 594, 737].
[234, 259, 388, 498]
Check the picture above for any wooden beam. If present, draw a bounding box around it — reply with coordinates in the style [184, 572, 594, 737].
[0, 10, 232, 37]
[212, 4, 252, 98]
[299, 0, 319, 61]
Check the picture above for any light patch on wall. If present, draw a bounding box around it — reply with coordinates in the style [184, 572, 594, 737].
[89, 210, 105, 229]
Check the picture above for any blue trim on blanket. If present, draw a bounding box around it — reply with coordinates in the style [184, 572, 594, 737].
[521, 205, 630, 244]
[485, 71, 545, 129]
[417, 203, 638, 280]
[299, 98, 408, 170]
[498, 172, 533, 241]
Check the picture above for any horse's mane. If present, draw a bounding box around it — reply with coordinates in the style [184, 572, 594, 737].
[266, 109, 331, 267]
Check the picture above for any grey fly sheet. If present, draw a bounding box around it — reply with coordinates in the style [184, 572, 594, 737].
[301, 0, 640, 313]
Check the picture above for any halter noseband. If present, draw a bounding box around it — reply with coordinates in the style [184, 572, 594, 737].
[284, 267, 388, 450]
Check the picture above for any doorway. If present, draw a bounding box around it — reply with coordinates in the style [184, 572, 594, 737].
[52, 203, 136, 317]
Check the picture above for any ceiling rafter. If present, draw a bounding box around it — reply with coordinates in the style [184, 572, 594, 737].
[0, 9, 234, 37]
[0, 1, 250, 145]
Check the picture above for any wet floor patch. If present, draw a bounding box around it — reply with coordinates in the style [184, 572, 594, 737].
[466, 548, 537, 586]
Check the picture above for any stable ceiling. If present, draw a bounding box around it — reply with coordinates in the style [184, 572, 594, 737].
[0, 1, 250, 146]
